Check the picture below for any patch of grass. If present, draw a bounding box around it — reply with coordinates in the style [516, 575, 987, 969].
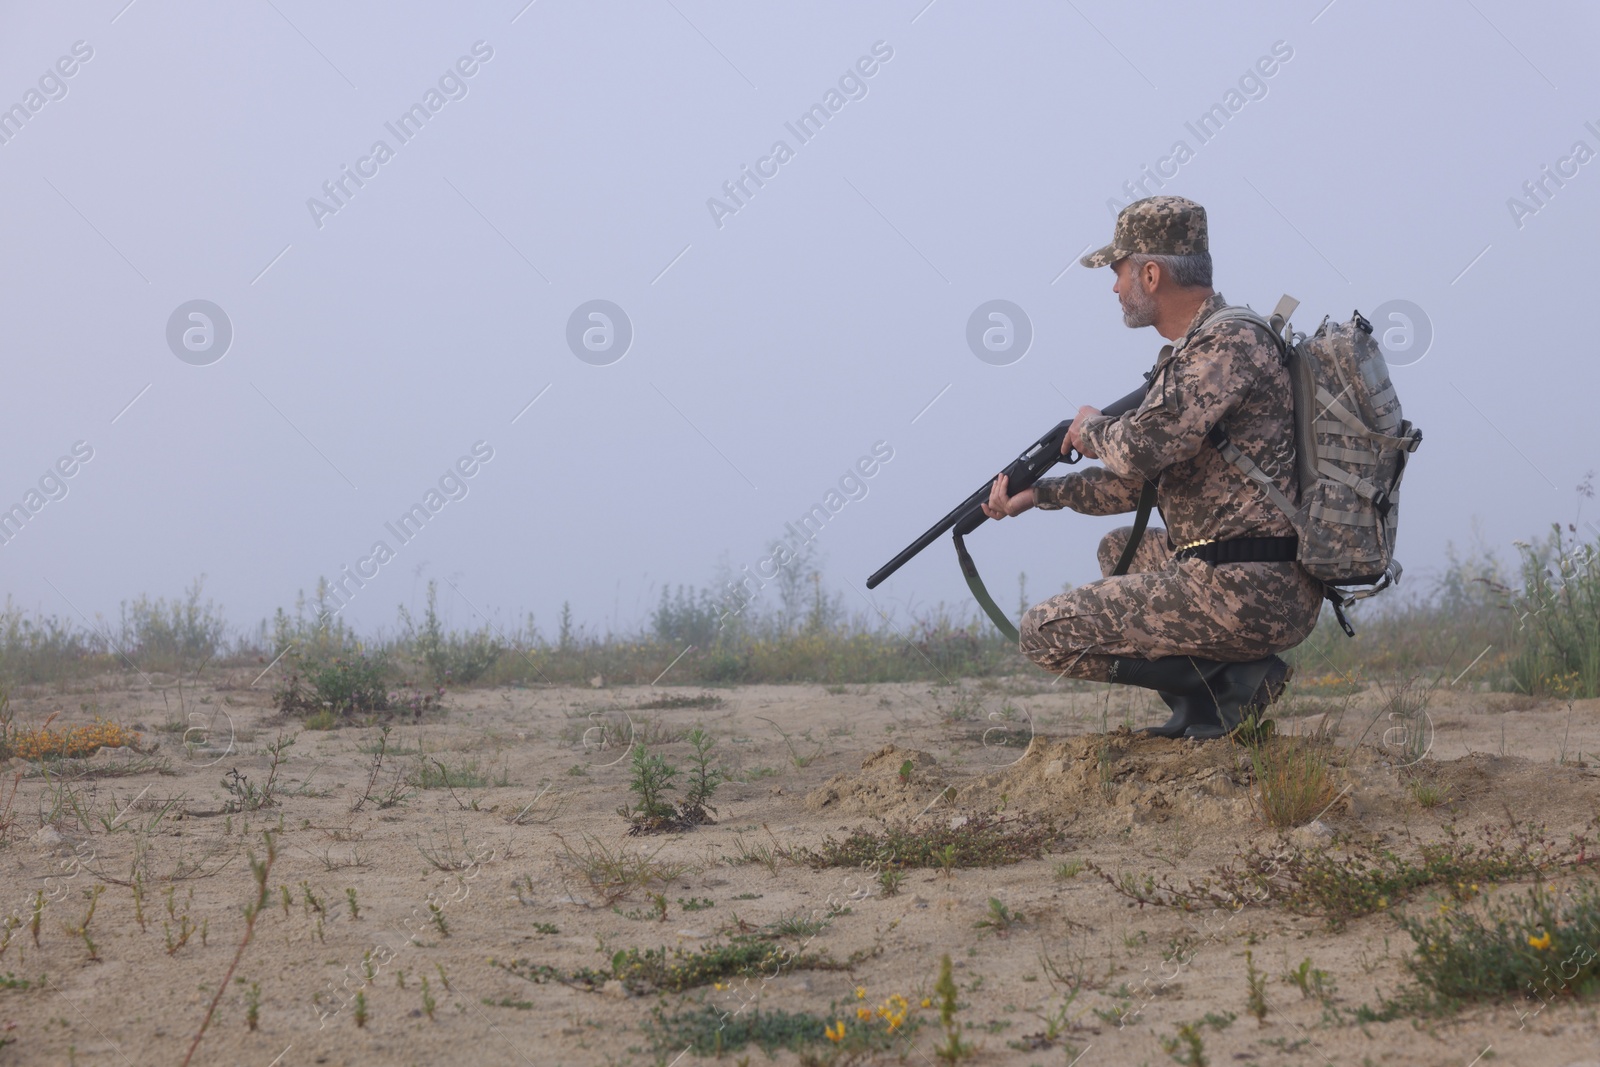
[789, 813, 1059, 871]
[1245, 737, 1339, 828]
[635, 692, 723, 711]
[496, 934, 869, 996]
[1093, 820, 1584, 930]
[1283, 957, 1337, 1004]
[554, 831, 693, 906]
[408, 755, 494, 791]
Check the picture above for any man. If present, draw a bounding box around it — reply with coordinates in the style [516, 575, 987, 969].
[979, 196, 1321, 739]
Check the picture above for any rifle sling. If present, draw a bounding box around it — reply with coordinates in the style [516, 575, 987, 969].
[954, 478, 1157, 644]
[1110, 480, 1159, 577]
[953, 532, 1020, 642]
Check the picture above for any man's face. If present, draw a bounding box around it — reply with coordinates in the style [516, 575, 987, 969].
[1113, 257, 1157, 329]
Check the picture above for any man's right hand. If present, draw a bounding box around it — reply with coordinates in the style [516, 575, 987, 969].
[980, 472, 1034, 520]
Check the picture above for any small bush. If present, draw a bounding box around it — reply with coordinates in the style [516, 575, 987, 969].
[1396, 879, 1600, 1006]
[273, 650, 442, 724]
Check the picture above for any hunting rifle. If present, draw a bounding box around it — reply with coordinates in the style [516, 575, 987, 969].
[865, 383, 1151, 640]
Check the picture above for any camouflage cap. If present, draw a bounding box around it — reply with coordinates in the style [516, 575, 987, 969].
[1080, 196, 1208, 268]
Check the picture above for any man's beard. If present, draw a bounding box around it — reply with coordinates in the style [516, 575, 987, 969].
[1121, 274, 1157, 328]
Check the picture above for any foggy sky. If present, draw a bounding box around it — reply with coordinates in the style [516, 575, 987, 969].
[2, 0, 1597, 643]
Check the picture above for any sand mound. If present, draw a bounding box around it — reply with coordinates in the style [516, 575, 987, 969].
[804, 744, 949, 815]
[953, 729, 1272, 829]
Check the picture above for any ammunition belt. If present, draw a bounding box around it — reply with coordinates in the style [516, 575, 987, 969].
[1173, 536, 1299, 565]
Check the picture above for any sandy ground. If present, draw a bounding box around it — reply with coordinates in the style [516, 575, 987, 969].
[2, 670, 1600, 1067]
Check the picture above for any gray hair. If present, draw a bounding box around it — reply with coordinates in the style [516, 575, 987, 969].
[1129, 251, 1212, 289]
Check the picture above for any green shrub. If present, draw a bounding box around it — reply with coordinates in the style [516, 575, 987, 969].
[1396, 880, 1600, 1005]
[1508, 524, 1600, 698]
[273, 650, 442, 724]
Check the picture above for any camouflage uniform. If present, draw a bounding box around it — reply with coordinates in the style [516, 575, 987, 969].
[1018, 197, 1322, 681]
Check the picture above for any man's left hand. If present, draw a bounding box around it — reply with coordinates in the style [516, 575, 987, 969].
[1065, 405, 1102, 458]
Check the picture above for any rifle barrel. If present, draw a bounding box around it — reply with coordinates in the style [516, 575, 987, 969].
[863, 384, 1148, 590]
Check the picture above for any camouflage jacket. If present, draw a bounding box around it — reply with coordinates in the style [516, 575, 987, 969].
[1033, 292, 1297, 547]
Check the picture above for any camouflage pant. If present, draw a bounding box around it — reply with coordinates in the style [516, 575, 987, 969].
[1018, 526, 1323, 682]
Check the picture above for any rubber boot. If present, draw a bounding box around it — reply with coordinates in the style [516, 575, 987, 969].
[1108, 655, 1287, 742]
[1108, 656, 1234, 740]
[1183, 655, 1291, 740]
[1139, 689, 1221, 739]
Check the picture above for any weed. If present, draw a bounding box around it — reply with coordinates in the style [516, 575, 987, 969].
[1284, 957, 1337, 1004]
[1054, 859, 1085, 881]
[728, 829, 785, 876]
[531, 922, 558, 935]
[29, 891, 43, 947]
[1411, 781, 1445, 809]
[345, 888, 360, 921]
[759, 717, 824, 769]
[878, 868, 907, 897]
[482, 996, 534, 1010]
[1394, 878, 1600, 1006]
[790, 813, 1059, 871]
[351, 724, 412, 811]
[645, 1003, 909, 1059]
[618, 743, 681, 831]
[897, 759, 914, 784]
[1245, 737, 1338, 828]
[353, 990, 367, 1028]
[1092, 819, 1583, 930]
[416, 826, 481, 873]
[1160, 1022, 1206, 1067]
[60, 885, 103, 961]
[495, 935, 866, 996]
[680, 727, 724, 823]
[1508, 523, 1600, 698]
[0, 914, 20, 961]
[244, 981, 260, 1031]
[678, 896, 714, 912]
[1245, 950, 1268, 1023]
[421, 975, 436, 1021]
[554, 831, 692, 906]
[973, 898, 1024, 939]
[180, 831, 276, 1067]
[428, 901, 448, 937]
[933, 954, 974, 1063]
[221, 732, 294, 813]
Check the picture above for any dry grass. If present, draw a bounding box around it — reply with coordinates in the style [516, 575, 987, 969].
[553, 831, 693, 905]
[1245, 737, 1340, 829]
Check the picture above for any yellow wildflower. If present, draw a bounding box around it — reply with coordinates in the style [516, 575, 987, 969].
[921, 997, 932, 1008]
[856, 986, 867, 999]
[1529, 931, 1552, 950]
[825, 1020, 846, 1043]
[856, 1006, 871, 1021]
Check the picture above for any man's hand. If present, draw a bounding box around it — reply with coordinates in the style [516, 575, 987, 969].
[1065, 405, 1102, 459]
[980, 472, 1034, 520]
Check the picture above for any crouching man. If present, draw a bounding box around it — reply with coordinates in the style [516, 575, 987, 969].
[981, 196, 1321, 739]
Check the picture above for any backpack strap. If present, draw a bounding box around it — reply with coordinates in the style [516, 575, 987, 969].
[1208, 424, 1298, 521]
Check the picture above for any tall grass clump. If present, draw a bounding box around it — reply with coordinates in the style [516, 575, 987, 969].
[1506, 523, 1600, 698]
[1246, 738, 1339, 829]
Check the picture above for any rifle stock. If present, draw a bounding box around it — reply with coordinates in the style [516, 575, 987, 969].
[864, 384, 1148, 590]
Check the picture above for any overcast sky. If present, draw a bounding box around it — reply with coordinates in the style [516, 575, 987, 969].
[1, 0, 1596, 642]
